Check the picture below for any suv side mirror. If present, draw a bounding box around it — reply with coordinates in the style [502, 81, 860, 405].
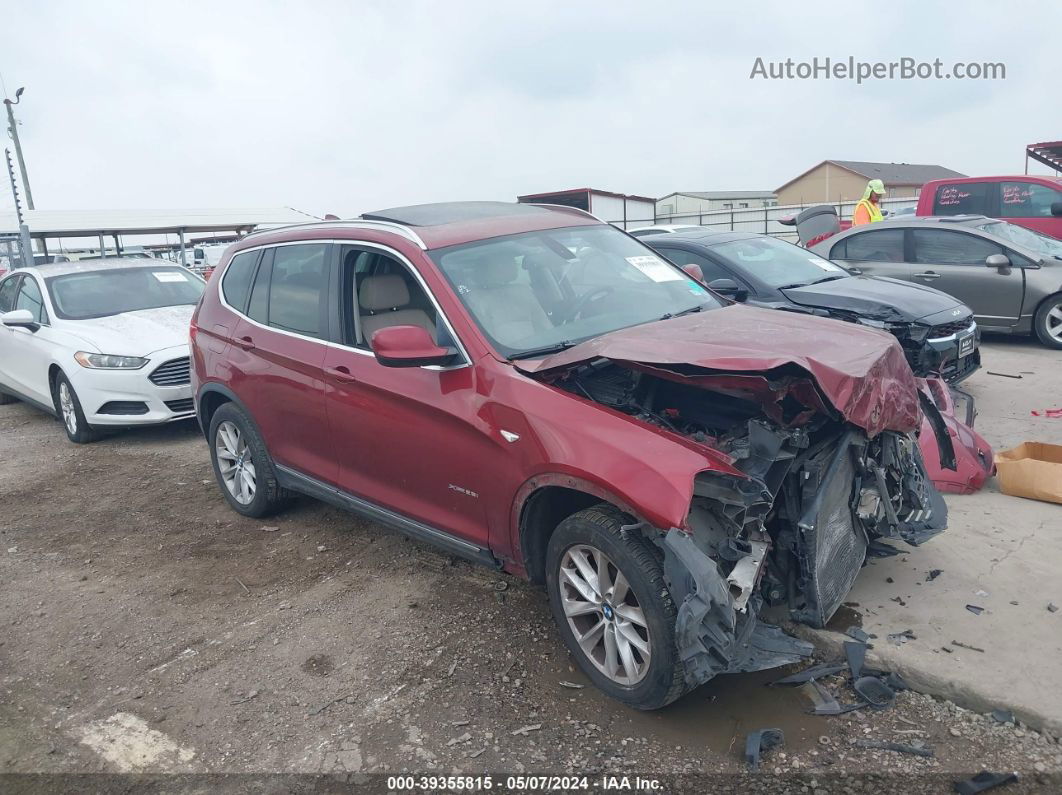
[708, 278, 749, 302]
[985, 254, 1011, 270]
[1051, 201, 1062, 217]
[680, 263, 705, 283]
[370, 325, 458, 368]
[1, 308, 39, 332]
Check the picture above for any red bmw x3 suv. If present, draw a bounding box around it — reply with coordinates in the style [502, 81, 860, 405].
[191, 201, 946, 709]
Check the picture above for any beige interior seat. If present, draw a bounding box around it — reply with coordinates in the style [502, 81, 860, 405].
[463, 257, 552, 346]
[359, 273, 436, 341]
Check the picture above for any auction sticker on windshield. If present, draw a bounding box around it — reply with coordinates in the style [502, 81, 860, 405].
[626, 255, 684, 282]
[808, 257, 844, 272]
[153, 271, 187, 282]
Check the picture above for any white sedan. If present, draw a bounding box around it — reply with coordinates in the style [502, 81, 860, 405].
[0, 259, 205, 443]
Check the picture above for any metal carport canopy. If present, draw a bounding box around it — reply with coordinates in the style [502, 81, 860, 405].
[0, 207, 319, 237]
[1026, 141, 1062, 173]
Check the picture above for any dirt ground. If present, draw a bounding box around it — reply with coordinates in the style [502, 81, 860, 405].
[1, 347, 1061, 793]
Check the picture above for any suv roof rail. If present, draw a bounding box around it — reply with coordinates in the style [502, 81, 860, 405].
[239, 219, 427, 249]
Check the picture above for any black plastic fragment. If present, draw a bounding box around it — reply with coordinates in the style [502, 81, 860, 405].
[804, 681, 864, 715]
[853, 675, 895, 710]
[769, 662, 846, 686]
[953, 770, 1019, 794]
[990, 709, 1014, 724]
[926, 569, 943, 581]
[845, 626, 870, 643]
[867, 541, 903, 558]
[744, 728, 784, 771]
[966, 604, 985, 615]
[854, 738, 933, 757]
[883, 672, 909, 692]
[844, 641, 866, 679]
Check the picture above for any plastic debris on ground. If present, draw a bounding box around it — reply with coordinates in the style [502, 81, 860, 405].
[966, 604, 985, 616]
[744, 728, 784, 771]
[953, 770, 1019, 794]
[853, 738, 933, 757]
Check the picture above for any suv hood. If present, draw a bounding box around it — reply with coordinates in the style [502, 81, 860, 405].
[781, 275, 964, 323]
[515, 304, 920, 437]
[64, 305, 195, 357]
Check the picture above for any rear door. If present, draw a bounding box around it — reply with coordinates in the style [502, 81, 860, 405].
[907, 229, 1023, 326]
[227, 242, 338, 484]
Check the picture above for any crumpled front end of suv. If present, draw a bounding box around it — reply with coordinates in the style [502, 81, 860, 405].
[521, 307, 948, 690]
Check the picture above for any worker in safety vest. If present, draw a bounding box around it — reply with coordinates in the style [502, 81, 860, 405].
[852, 179, 886, 226]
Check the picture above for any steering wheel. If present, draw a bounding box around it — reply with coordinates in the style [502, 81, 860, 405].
[569, 286, 615, 321]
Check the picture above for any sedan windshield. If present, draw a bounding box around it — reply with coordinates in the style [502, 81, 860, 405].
[978, 221, 1062, 260]
[709, 236, 849, 289]
[46, 266, 205, 320]
[431, 225, 722, 358]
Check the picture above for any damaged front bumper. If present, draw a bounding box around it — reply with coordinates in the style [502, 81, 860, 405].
[654, 420, 946, 691]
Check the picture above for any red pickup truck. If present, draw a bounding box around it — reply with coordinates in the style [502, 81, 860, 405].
[916, 175, 1062, 239]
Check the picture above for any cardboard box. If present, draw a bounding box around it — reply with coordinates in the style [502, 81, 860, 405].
[994, 442, 1062, 505]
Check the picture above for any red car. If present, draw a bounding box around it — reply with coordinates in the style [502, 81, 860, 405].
[916, 175, 1062, 239]
[191, 202, 947, 709]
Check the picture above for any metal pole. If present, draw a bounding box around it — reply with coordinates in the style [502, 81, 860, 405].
[178, 228, 187, 266]
[18, 225, 32, 268]
[99, 233, 106, 258]
[4, 96, 34, 210]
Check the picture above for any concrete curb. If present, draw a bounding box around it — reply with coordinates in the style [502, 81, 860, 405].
[797, 625, 1061, 737]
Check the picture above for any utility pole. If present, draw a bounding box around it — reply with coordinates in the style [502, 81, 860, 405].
[4, 86, 34, 210]
[5, 148, 33, 267]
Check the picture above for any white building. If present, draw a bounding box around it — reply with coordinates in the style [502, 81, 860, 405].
[655, 190, 777, 220]
[517, 188, 656, 230]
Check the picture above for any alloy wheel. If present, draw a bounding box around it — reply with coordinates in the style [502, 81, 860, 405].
[1046, 301, 1062, 342]
[215, 421, 257, 505]
[58, 382, 77, 434]
[558, 544, 651, 685]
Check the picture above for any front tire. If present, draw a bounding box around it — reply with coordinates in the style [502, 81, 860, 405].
[53, 372, 98, 444]
[1033, 293, 1062, 349]
[208, 402, 290, 518]
[545, 504, 688, 710]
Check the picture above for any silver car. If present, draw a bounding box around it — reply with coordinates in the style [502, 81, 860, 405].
[810, 216, 1062, 348]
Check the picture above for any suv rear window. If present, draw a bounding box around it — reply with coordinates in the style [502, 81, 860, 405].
[933, 182, 989, 215]
[221, 251, 259, 311]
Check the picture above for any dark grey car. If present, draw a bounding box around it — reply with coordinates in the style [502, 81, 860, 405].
[809, 216, 1062, 349]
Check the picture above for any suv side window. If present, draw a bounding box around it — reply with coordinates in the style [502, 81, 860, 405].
[341, 246, 440, 350]
[0, 275, 20, 313]
[1000, 181, 1061, 218]
[652, 247, 733, 284]
[246, 249, 273, 325]
[15, 276, 48, 323]
[912, 229, 1002, 265]
[933, 182, 989, 215]
[221, 251, 259, 311]
[267, 244, 329, 338]
[840, 229, 905, 262]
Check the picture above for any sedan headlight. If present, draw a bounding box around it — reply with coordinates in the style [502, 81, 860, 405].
[74, 352, 149, 370]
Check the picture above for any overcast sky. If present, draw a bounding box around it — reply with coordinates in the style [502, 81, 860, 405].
[3, 1, 1060, 218]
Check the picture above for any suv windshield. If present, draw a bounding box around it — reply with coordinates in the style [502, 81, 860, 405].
[710, 236, 848, 289]
[46, 266, 205, 320]
[431, 225, 722, 358]
[978, 221, 1062, 260]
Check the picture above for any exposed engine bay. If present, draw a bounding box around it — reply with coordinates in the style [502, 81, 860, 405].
[549, 357, 947, 688]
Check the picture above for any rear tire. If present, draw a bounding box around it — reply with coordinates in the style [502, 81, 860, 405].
[53, 372, 98, 444]
[1033, 293, 1062, 349]
[545, 504, 688, 710]
[208, 402, 290, 518]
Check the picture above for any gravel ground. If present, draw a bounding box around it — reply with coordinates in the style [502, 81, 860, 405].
[1, 398, 1060, 793]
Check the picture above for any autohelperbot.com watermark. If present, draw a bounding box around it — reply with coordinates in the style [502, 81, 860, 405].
[749, 56, 1006, 83]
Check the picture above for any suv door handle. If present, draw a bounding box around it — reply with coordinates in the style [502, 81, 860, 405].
[235, 336, 255, 351]
[913, 271, 940, 280]
[325, 366, 357, 384]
